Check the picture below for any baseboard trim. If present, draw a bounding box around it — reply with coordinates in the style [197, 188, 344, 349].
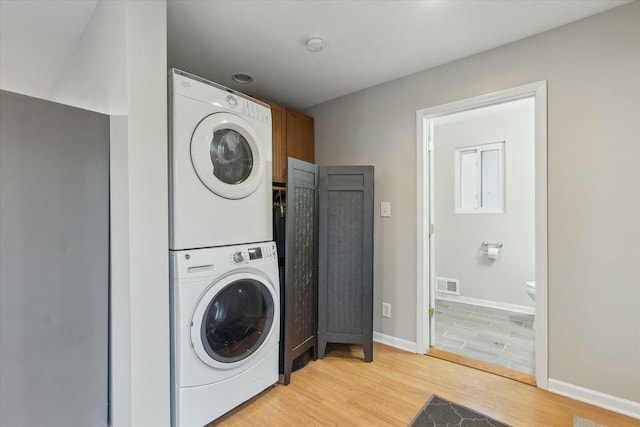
[548, 378, 640, 420]
[373, 332, 417, 353]
[436, 294, 535, 315]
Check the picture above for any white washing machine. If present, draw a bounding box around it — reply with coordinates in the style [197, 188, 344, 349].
[169, 69, 272, 250]
[170, 241, 280, 427]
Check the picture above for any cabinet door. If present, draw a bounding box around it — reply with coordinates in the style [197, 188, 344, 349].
[269, 102, 287, 184]
[252, 97, 287, 184]
[286, 109, 314, 164]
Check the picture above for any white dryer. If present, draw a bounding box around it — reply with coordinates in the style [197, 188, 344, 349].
[169, 69, 272, 250]
[170, 241, 280, 427]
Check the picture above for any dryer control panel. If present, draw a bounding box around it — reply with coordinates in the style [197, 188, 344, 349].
[171, 68, 271, 125]
[228, 96, 271, 124]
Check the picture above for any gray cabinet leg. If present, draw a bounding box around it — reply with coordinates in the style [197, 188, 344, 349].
[363, 341, 373, 363]
[318, 338, 327, 359]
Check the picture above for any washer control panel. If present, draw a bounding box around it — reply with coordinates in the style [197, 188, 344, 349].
[229, 242, 277, 264]
[232, 251, 245, 263]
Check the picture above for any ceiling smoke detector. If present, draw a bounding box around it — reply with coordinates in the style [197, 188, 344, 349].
[231, 73, 253, 84]
[306, 37, 326, 52]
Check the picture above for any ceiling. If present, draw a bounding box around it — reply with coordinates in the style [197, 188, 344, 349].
[0, 0, 98, 99]
[167, 0, 629, 110]
[1, 1, 630, 111]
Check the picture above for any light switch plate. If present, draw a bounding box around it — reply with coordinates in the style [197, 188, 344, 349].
[380, 202, 391, 217]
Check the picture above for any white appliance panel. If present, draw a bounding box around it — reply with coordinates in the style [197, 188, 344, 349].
[170, 242, 279, 426]
[169, 69, 272, 250]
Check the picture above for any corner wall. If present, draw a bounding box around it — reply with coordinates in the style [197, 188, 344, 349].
[2, 1, 171, 425]
[305, 1, 640, 407]
[49, 0, 128, 115]
[110, 2, 169, 426]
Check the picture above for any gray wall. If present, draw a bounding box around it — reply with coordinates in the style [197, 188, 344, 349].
[434, 102, 535, 308]
[0, 90, 109, 426]
[306, 2, 640, 402]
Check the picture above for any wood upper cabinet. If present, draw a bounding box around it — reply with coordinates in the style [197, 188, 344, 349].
[286, 109, 314, 165]
[255, 97, 314, 185]
[268, 101, 287, 184]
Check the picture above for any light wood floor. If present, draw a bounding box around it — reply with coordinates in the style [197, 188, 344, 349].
[210, 343, 639, 427]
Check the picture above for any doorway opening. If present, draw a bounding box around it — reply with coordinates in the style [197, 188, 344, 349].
[415, 81, 548, 389]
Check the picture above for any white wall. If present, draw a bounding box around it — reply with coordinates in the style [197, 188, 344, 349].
[0, 0, 126, 116]
[110, 2, 169, 426]
[306, 2, 640, 407]
[49, 1, 128, 115]
[0, 0, 98, 102]
[434, 100, 535, 308]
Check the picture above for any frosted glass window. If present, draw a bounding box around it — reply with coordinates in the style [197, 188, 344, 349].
[460, 151, 478, 209]
[481, 149, 500, 208]
[455, 142, 504, 213]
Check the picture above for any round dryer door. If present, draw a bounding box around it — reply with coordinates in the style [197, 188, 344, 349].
[191, 112, 265, 199]
[190, 271, 277, 369]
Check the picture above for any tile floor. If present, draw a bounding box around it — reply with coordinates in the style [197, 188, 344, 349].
[432, 299, 535, 374]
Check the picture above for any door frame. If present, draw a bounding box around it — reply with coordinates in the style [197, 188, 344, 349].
[415, 81, 548, 389]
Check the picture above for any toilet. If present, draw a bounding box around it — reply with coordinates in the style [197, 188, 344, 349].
[525, 281, 536, 301]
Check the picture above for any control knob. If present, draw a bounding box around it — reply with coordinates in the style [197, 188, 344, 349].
[226, 95, 237, 108]
[233, 251, 245, 263]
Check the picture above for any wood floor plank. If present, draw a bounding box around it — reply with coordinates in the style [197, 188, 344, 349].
[209, 343, 639, 426]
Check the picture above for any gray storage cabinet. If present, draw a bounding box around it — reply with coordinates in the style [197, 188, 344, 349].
[318, 166, 374, 362]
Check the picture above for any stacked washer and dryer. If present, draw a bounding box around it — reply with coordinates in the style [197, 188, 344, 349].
[168, 69, 279, 426]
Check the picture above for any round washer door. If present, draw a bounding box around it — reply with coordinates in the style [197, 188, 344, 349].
[191, 112, 265, 200]
[190, 271, 278, 369]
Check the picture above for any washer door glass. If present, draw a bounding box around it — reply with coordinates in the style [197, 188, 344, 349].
[191, 112, 265, 200]
[200, 278, 274, 363]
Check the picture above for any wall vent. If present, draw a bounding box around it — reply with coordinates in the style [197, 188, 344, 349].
[436, 277, 459, 295]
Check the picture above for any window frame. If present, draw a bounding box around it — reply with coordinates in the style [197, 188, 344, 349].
[454, 141, 505, 214]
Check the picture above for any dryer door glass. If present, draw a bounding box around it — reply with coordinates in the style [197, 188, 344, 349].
[210, 129, 253, 185]
[191, 112, 265, 200]
[200, 279, 274, 363]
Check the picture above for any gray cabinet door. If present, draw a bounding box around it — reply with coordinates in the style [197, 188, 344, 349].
[317, 166, 374, 362]
[0, 91, 109, 427]
[282, 158, 319, 384]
